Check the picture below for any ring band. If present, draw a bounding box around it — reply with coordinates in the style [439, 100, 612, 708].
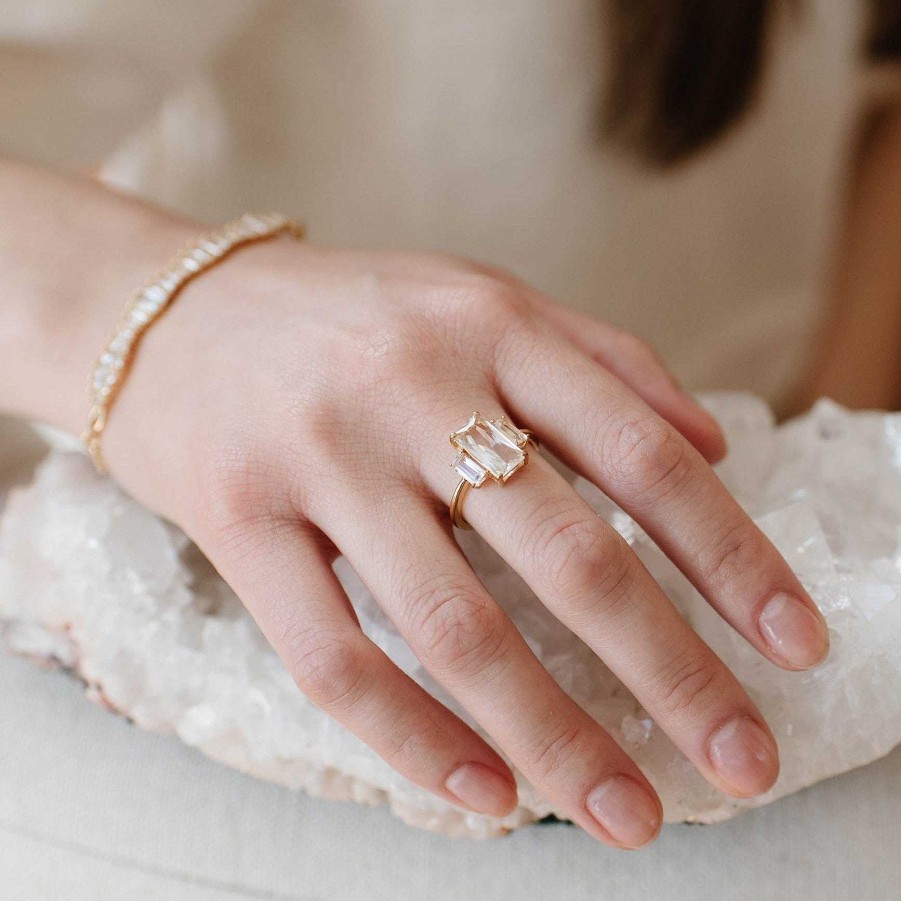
[448, 412, 536, 530]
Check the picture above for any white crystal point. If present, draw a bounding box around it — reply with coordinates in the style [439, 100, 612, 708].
[1, 393, 901, 839]
[451, 412, 526, 482]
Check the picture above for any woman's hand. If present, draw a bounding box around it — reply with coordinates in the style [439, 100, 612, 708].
[98, 237, 830, 849]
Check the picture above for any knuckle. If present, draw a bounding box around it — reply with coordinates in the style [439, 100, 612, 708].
[295, 389, 343, 447]
[652, 649, 719, 717]
[406, 576, 509, 679]
[528, 721, 589, 782]
[704, 522, 766, 586]
[466, 278, 528, 321]
[446, 278, 531, 343]
[603, 413, 692, 502]
[532, 510, 634, 615]
[194, 445, 288, 549]
[613, 329, 663, 368]
[284, 626, 368, 711]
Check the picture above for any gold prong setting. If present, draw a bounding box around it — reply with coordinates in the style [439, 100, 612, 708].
[448, 412, 534, 529]
[449, 412, 530, 486]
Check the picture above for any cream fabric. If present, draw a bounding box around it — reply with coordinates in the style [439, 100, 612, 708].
[1, 0, 864, 406]
[0, 2, 891, 898]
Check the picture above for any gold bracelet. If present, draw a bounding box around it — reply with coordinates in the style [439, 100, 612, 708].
[83, 212, 304, 474]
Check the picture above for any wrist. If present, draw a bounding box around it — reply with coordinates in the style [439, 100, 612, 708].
[0, 160, 198, 435]
[85, 213, 303, 474]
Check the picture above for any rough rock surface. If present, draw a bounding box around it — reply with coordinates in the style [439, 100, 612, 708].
[0, 394, 899, 838]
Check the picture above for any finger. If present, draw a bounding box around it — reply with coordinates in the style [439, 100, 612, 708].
[527, 295, 726, 463]
[312, 489, 664, 849]
[199, 516, 518, 817]
[497, 329, 830, 673]
[426, 442, 778, 799]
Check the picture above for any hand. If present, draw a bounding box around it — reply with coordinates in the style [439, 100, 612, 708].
[102, 238, 830, 849]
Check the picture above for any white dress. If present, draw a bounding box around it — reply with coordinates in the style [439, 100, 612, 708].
[4, 2, 899, 900]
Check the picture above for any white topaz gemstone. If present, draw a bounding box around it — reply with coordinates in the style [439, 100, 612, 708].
[452, 452, 488, 487]
[495, 416, 528, 448]
[451, 413, 526, 482]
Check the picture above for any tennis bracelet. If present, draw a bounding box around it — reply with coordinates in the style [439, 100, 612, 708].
[83, 212, 304, 473]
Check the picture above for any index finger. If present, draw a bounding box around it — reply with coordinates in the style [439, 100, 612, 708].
[496, 327, 830, 672]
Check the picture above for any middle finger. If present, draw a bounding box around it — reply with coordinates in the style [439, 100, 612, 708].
[496, 327, 830, 673]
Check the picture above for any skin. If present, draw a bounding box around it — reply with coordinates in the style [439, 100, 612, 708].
[790, 97, 901, 415]
[0, 158, 836, 850]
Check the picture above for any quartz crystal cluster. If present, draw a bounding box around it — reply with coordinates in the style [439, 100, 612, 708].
[0, 395, 899, 838]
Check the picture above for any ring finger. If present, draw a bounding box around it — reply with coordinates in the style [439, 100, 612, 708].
[310, 484, 665, 849]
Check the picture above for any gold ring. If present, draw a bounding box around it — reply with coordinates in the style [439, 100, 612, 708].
[448, 412, 536, 530]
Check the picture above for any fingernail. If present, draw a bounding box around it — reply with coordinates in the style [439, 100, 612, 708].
[758, 591, 830, 669]
[708, 716, 779, 796]
[445, 762, 517, 817]
[586, 775, 662, 849]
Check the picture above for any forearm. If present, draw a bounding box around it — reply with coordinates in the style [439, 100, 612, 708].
[0, 157, 196, 435]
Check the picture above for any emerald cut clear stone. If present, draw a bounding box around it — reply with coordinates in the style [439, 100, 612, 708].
[451, 413, 526, 482]
[495, 417, 528, 448]
[452, 452, 488, 487]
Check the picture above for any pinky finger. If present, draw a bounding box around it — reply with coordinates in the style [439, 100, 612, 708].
[201, 517, 519, 818]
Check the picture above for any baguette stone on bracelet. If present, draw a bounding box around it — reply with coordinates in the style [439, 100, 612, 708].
[83, 212, 304, 474]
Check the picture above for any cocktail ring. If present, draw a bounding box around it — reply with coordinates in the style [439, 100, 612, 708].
[448, 412, 536, 530]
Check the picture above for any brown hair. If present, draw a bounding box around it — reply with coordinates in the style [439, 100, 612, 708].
[605, 0, 901, 167]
